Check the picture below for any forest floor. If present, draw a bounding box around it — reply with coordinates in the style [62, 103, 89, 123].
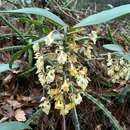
[0, 1, 130, 130]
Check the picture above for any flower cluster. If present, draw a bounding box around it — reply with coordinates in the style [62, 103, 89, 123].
[107, 53, 130, 83]
[33, 32, 90, 115]
[33, 43, 46, 86]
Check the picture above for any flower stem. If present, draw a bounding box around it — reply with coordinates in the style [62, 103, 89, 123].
[71, 108, 80, 130]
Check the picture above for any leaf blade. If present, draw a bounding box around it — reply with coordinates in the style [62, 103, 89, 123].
[122, 52, 130, 61]
[74, 4, 130, 28]
[0, 8, 66, 27]
[103, 44, 124, 53]
[84, 92, 123, 130]
[0, 121, 32, 130]
[0, 64, 19, 73]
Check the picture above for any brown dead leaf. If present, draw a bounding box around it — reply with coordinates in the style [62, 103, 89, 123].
[2, 73, 14, 85]
[95, 124, 102, 130]
[0, 26, 12, 34]
[0, 116, 9, 123]
[17, 95, 32, 102]
[1, 104, 14, 118]
[7, 99, 22, 109]
[15, 109, 26, 121]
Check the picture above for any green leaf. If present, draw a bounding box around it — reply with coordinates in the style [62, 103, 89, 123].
[74, 4, 130, 28]
[117, 85, 130, 103]
[9, 44, 31, 68]
[0, 8, 66, 27]
[0, 64, 19, 73]
[84, 92, 123, 130]
[0, 45, 24, 52]
[103, 44, 124, 53]
[0, 121, 32, 130]
[28, 48, 33, 66]
[9, 50, 24, 68]
[122, 52, 130, 61]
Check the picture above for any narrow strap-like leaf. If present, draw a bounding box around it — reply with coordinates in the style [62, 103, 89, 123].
[0, 121, 32, 130]
[0, 8, 66, 27]
[84, 92, 123, 130]
[74, 4, 130, 28]
[103, 44, 124, 53]
[0, 64, 19, 73]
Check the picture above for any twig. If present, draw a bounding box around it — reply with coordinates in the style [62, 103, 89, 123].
[5, 0, 18, 7]
[60, 7, 83, 14]
[63, 0, 74, 8]
[53, 0, 78, 23]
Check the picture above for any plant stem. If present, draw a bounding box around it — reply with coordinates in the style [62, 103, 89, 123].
[63, 115, 66, 130]
[70, 86, 80, 130]
[71, 108, 80, 130]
